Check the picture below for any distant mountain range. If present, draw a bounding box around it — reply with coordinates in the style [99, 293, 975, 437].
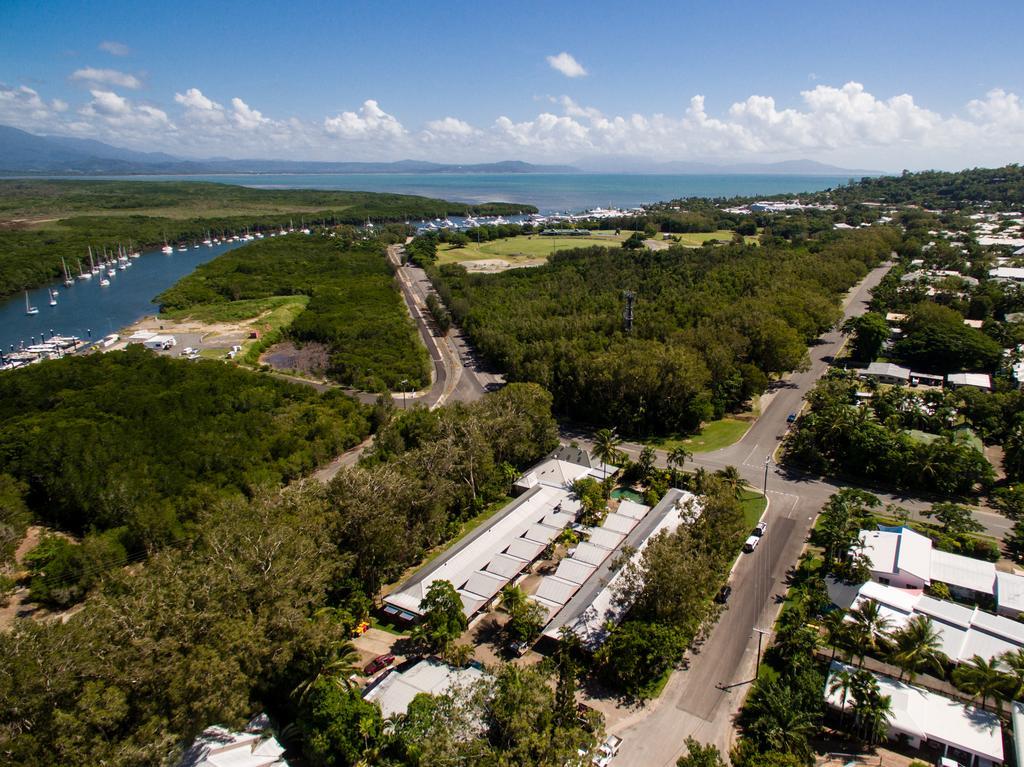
[576, 155, 885, 176]
[0, 126, 577, 175]
[0, 124, 884, 177]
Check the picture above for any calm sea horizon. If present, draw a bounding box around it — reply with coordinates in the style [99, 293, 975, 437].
[60, 172, 864, 214]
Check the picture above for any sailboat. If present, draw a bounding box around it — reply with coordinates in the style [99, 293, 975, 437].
[48, 289, 58, 307]
[99, 276, 110, 287]
[24, 291, 38, 315]
[162, 234, 174, 254]
[77, 258, 92, 280]
[62, 258, 74, 288]
[89, 247, 100, 274]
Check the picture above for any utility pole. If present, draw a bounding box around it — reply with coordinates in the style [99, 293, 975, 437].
[754, 627, 769, 678]
[622, 290, 635, 334]
[763, 456, 770, 497]
[400, 379, 409, 410]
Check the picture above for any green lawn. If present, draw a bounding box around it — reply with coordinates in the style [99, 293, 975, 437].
[663, 230, 760, 247]
[739, 489, 768, 528]
[163, 295, 310, 324]
[435, 229, 758, 267]
[646, 417, 752, 454]
[436, 232, 630, 265]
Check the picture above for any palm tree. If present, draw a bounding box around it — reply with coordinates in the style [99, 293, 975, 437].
[715, 465, 751, 498]
[888, 615, 944, 683]
[954, 655, 1006, 712]
[828, 667, 856, 726]
[667, 446, 692, 486]
[692, 467, 710, 494]
[592, 428, 622, 481]
[849, 600, 892, 666]
[822, 610, 850, 663]
[850, 673, 893, 746]
[499, 583, 526, 614]
[292, 640, 359, 702]
[999, 649, 1024, 701]
[744, 678, 819, 762]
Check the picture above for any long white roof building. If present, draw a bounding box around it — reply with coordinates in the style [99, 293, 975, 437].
[825, 661, 1002, 765]
[829, 579, 1024, 665]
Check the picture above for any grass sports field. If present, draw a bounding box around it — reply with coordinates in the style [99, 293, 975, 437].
[436, 229, 759, 267]
[436, 231, 630, 265]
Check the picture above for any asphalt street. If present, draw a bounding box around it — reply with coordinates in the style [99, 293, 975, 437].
[574, 259, 1009, 767]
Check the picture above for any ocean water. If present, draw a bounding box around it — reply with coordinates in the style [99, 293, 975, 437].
[1, 172, 859, 356]
[0, 240, 246, 355]
[89, 172, 860, 214]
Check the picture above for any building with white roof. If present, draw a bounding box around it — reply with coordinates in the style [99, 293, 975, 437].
[363, 658, 486, 718]
[858, 527, 1023, 608]
[541, 489, 699, 648]
[860, 527, 932, 590]
[996, 571, 1024, 618]
[829, 580, 1024, 666]
[989, 266, 1024, 282]
[384, 449, 601, 622]
[946, 373, 992, 391]
[825, 661, 1002, 767]
[860, 362, 911, 385]
[179, 723, 288, 767]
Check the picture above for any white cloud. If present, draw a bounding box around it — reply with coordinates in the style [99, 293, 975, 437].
[423, 116, 476, 137]
[82, 89, 130, 117]
[967, 88, 1024, 127]
[71, 67, 142, 89]
[99, 41, 130, 56]
[324, 99, 405, 139]
[6, 78, 1024, 169]
[174, 86, 226, 126]
[0, 85, 58, 128]
[546, 52, 587, 78]
[80, 89, 169, 131]
[230, 97, 269, 130]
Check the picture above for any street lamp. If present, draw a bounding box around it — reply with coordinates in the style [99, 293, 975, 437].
[400, 379, 409, 409]
[754, 627, 769, 678]
[763, 455, 770, 497]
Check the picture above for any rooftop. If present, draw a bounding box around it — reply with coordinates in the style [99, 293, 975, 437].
[829, 580, 1024, 665]
[364, 658, 486, 718]
[862, 361, 911, 380]
[179, 725, 287, 767]
[383, 482, 575, 618]
[542, 488, 696, 648]
[825, 661, 1002, 761]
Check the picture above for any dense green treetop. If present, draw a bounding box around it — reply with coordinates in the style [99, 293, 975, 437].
[158, 235, 430, 390]
[431, 226, 897, 434]
[822, 164, 1024, 209]
[0, 346, 370, 603]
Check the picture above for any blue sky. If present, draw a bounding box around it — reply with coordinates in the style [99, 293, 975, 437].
[1, 0, 1022, 168]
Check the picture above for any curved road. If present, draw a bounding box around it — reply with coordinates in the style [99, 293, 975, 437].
[313, 245, 497, 482]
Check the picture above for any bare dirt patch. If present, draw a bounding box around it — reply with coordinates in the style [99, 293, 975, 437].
[260, 340, 331, 376]
[460, 258, 546, 273]
[0, 526, 78, 632]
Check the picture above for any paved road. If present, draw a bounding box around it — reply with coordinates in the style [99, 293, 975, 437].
[314, 246, 499, 482]
[566, 259, 1009, 767]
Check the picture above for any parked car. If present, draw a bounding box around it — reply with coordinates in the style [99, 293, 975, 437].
[743, 534, 761, 553]
[715, 584, 733, 603]
[363, 653, 395, 676]
[753, 521, 767, 537]
[786, 412, 798, 423]
[594, 735, 623, 766]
